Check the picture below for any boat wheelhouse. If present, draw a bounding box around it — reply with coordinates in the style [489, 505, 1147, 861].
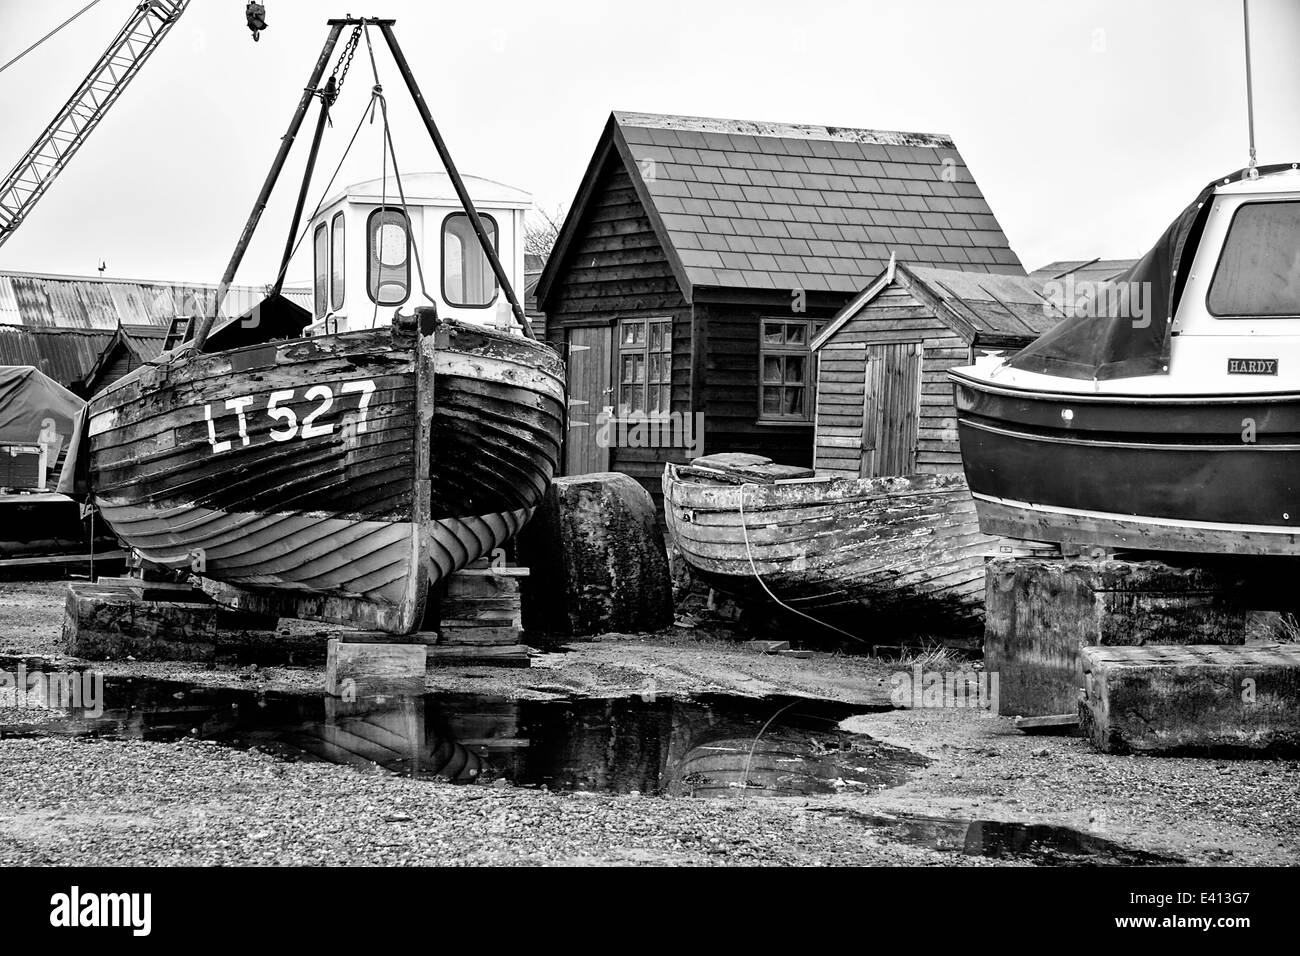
[951, 164, 1300, 555]
[304, 172, 533, 337]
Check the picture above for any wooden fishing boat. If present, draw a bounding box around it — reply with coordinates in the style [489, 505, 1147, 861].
[78, 314, 563, 632]
[59, 19, 567, 633]
[663, 454, 995, 639]
[952, 164, 1300, 555]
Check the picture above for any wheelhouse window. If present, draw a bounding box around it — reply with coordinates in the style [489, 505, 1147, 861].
[443, 212, 498, 307]
[313, 223, 329, 318]
[330, 212, 345, 310]
[759, 318, 824, 421]
[1208, 200, 1300, 317]
[367, 207, 410, 306]
[617, 317, 672, 416]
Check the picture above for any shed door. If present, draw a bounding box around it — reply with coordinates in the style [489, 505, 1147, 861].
[563, 325, 613, 475]
[859, 341, 921, 478]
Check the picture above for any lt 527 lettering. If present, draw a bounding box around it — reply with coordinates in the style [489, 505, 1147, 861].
[204, 380, 376, 454]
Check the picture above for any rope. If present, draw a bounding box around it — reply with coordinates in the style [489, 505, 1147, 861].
[267, 95, 373, 301]
[0, 0, 105, 76]
[735, 480, 867, 645]
[361, 22, 434, 320]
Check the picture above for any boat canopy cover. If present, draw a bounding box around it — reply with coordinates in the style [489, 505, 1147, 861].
[0, 365, 84, 447]
[1007, 164, 1297, 380]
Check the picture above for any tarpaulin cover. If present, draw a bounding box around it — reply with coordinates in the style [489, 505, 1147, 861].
[0, 365, 84, 450]
[1008, 163, 1298, 380]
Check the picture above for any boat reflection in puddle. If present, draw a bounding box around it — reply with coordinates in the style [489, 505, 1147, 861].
[1, 663, 1179, 863]
[0, 669, 918, 797]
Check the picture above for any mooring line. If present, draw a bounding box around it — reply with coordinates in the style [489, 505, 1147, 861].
[735, 481, 867, 645]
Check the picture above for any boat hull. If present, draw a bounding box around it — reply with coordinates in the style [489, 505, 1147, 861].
[663, 464, 995, 640]
[84, 318, 564, 632]
[952, 372, 1300, 555]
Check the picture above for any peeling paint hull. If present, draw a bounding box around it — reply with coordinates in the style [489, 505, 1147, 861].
[84, 318, 564, 632]
[663, 464, 994, 640]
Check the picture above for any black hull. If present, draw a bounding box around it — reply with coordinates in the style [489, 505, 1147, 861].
[951, 373, 1300, 554]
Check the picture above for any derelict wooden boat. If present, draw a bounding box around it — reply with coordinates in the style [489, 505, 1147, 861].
[77, 313, 564, 633]
[952, 165, 1300, 556]
[662, 454, 996, 639]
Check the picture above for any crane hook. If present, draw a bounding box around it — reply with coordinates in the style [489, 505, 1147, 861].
[246, 2, 267, 42]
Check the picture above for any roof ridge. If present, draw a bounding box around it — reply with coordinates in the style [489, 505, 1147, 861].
[612, 111, 954, 148]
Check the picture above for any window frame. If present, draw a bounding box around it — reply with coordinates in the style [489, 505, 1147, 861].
[441, 211, 500, 310]
[312, 222, 329, 319]
[615, 316, 673, 418]
[329, 211, 346, 311]
[758, 317, 824, 424]
[1206, 199, 1300, 320]
[366, 206, 412, 307]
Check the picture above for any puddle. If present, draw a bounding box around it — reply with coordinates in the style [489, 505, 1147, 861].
[0, 664, 919, 798]
[812, 808, 1182, 866]
[0, 661, 1181, 864]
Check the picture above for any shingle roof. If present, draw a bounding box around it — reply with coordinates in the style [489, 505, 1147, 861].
[815, 259, 1064, 350]
[1028, 258, 1139, 284]
[599, 112, 1024, 298]
[905, 265, 1064, 338]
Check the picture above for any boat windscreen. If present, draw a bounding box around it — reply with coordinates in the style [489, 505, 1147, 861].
[1006, 163, 1298, 381]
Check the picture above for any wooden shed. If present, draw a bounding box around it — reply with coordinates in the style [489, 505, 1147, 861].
[810, 259, 1066, 478]
[536, 112, 1024, 507]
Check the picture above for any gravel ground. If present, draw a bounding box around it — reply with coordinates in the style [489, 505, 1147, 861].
[1, 580, 1297, 866]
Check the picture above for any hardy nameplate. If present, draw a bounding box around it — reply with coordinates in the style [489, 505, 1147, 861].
[1227, 358, 1278, 375]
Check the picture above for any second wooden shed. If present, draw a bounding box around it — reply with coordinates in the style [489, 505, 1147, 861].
[810, 259, 1066, 478]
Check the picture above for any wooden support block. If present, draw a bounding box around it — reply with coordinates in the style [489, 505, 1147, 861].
[445, 574, 522, 600]
[330, 630, 441, 645]
[747, 640, 790, 653]
[984, 557, 1255, 718]
[439, 624, 522, 646]
[1014, 714, 1081, 734]
[438, 597, 522, 626]
[777, 649, 812, 659]
[426, 644, 531, 667]
[1080, 644, 1300, 755]
[325, 638, 427, 697]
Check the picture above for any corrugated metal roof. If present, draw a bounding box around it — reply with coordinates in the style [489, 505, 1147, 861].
[0, 271, 304, 330]
[599, 112, 1024, 297]
[0, 328, 117, 385]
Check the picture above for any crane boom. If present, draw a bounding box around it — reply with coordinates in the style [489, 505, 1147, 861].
[0, 0, 191, 250]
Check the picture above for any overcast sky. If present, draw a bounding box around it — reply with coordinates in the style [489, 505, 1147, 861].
[2, 0, 1297, 285]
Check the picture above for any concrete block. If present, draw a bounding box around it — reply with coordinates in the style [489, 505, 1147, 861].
[984, 557, 1253, 718]
[1080, 644, 1300, 755]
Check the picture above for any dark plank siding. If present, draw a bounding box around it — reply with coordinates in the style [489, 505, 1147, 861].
[814, 285, 973, 476]
[542, 153, 691, 508]
[697, 301, 841, 469]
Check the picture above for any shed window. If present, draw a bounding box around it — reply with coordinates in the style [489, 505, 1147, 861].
[330, 212, 345, 310]
[759, 319, 825, 421]
[313, 223, 329, 318]
[617, 318, 672, 416]
[367, 207, 410, 306]
[1208, 200, 1300, 317]
[443, 213, 498, 307]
